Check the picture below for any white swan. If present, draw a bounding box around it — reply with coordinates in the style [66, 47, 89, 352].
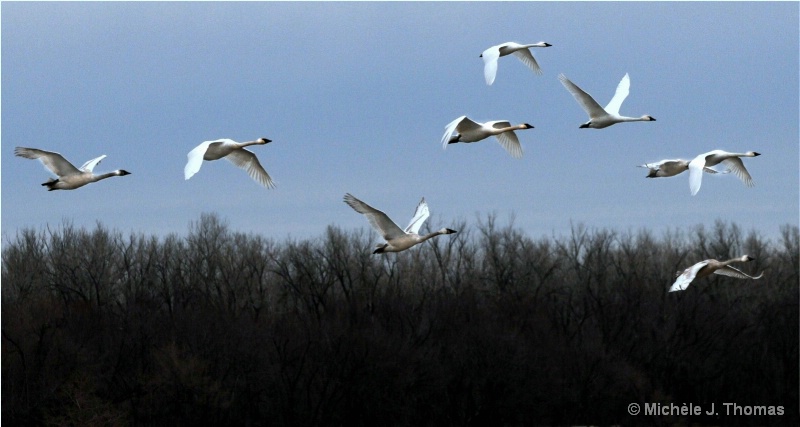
[670, 255, 763, 292]
[481, 41, 552, 85]
[688, 150, 760, 196]
[184, 137, 275, 188]
[638, 159, 727, 178]
[558, 73, 655, 129]
[441, 116, 532, 159]
[15, 147, 131, 191]
[343, 193, 456, 254]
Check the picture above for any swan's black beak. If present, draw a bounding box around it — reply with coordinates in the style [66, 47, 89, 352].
[261, 138, 272, 143]
[544, 43, 552, 47]
[753, 152, 761, 156]
[445, 228, 457, 234]
[119, 170, 131, 176]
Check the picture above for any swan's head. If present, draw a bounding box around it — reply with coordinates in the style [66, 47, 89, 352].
[750, 152, 761, 157]
[258, 137, 272, 144]
[520, 123, 534, 129]
[642, 115, 656, 121]
[742, 255, 755, 262]
[441, 228, 457, 235]
[117, 170, 131, 176]
[540, 42, 552, 47]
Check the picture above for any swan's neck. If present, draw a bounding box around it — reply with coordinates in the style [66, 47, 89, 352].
[238, 139, 268, 148]
[492, 125, 522, 134]
[417, 231, 442, 243]
[619, 116, 648, 122]
[91, 171, 124, 182]
[418, 228, 455, 242]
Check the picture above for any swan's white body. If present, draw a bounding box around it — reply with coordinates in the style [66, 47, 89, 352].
[639, 159, 726, 178]
[688, 150, 760, 195]
[481, 41, 551, 85]
[558, 73, 655, 129]
[15, 147, 131, 191]
[343, 193, 456, 254]
[441, 116, 532, 159]
[184, 138, 275, 188]
[669, 255, 763, 292]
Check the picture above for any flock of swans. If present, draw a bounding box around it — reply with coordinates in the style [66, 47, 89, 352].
[13, 40, 764, 292]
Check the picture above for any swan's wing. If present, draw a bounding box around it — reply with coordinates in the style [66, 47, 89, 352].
[14, 147, 81, 177]
[638, 159, 668, 170]
[455, 116, 482, 133]
[79, 155, 107, 173]
[484, 121, 523, 158]
[603, 73, 630, 116]
[344, 193, 406, 240]
[404, 197, 430, 234]
[482, 45, 501, 85]
[688, 154, 708, 196]
[721, 157, 755, 187]
[225, 148, 275, 188]
[558, 74, 606, 119]
[441, 116, 466, 148]
[495, 132, 523, 159]
[511, 49, 543, 75]
[184, 140, 217, 180]
[704, 166, 728, 175]
[713, 265, 763, 280]
[487, 120, 511, 129]
[669, 261, 709, 292]
[443, 116, 483, 147]
[649, 159, 677, 169]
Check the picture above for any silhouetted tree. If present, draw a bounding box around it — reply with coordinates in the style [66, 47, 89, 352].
[2, 214, 797, 425]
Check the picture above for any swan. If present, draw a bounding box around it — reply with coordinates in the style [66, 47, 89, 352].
[558, 73, 655, 129]
[669, 255, 763, 292]
[638, 159, 727, 178]
[184, 137, 275, 188]
[343, 193, 456, 254]
[441, 116, 532, 159]
[688, 150, 760, 196]
[14, 147, 131, 191]
[481, 41, 552, 85]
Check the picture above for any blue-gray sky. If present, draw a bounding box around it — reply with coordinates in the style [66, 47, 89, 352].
[2, 2, 798, 242]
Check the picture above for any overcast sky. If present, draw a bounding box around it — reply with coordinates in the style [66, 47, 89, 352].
[2, 2, 798, 244]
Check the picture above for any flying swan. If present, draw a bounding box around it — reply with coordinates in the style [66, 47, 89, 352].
[688, 150, 760, 196]
[343, 193, 456, 254]
[15, 147, 131, 191]
[441, 116, 532, 159]
[481, 41, 552, 85]
[184, 137, 275, 188]
[669, 255, 763, 292]
[558, 73, 655, 129]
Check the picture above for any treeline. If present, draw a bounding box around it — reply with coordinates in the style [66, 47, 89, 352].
[2, 214, 798, 426]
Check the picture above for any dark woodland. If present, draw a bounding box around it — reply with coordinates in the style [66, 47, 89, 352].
[2, 214, 798, 426]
